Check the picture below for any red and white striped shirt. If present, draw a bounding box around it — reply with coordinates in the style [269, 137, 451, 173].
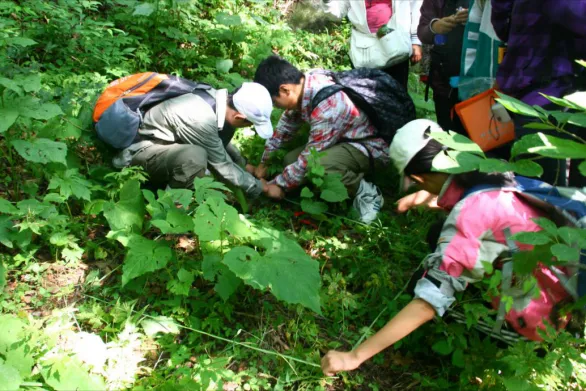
[262, 71, 389, 189]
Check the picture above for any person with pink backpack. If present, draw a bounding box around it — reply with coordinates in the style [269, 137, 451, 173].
[321, 119, 581, 376]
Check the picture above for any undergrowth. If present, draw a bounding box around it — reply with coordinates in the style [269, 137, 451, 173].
[0, 0, 584, 390]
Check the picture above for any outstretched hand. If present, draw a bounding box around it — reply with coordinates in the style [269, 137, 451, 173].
[254, 163, 268, 179]
[261, 179, 284, 200]
[321, 350, 361, 376]
[396, 190, 439, 213]
[245, 163, 268, 179]
[245, 164, 256, 175]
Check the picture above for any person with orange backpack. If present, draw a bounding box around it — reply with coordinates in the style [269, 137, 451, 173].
[93, 73, 275, 197]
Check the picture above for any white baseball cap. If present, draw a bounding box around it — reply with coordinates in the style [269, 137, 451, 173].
[233, 82, 274, 139]
[389, 119, 444, 190]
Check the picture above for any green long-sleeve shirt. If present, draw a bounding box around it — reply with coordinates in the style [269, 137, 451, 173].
[113, 90, 263, 197]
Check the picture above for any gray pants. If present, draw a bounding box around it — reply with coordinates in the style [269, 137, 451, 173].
[284, 143, 370, 196]
[132, 143, 207, 189]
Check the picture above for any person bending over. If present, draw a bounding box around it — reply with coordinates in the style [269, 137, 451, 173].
[249, 56, 387, 224]
[113, 82, 276, 199]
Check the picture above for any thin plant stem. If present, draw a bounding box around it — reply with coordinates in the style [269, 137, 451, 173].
[82, 294, 321, 369]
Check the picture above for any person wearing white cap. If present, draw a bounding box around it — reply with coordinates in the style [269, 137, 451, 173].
[321, 119, 574, 376]
[112, 82, 275, 198]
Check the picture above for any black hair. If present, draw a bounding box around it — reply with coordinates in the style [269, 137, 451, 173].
[253, 55, 304, 97]
[227, 86, 241, 111]
[404, 138, 516, 189]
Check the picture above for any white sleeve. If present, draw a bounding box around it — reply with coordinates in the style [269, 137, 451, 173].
[321, 0, 350, 19]
[410, 0, 424, 45]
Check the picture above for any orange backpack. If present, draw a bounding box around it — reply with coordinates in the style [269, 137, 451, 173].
[93, 72, 214, 149]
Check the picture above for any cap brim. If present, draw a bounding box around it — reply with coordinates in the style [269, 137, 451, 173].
[253, 122, 273, 139]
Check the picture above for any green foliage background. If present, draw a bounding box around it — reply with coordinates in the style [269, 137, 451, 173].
[0, 1, 584, 390]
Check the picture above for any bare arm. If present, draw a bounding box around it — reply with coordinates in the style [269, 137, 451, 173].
[321, 299, 436, 376]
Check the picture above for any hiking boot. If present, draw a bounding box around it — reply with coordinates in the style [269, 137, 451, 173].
[353, 179, 384, 224]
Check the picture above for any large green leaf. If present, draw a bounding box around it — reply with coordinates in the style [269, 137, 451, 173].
[41, 355, 105, 391]
[510, 231, 551, 245]
[122, 235, 173, 285]
[0, 77, 23, 95]
[431, 150, 483, 173]
[193, 197, 251, 242]
[194, 177, 229, 204]
[141, 316, 180, 338]
[478, 158, 512, 173]
[37, 117, 83, 140]
[511, 159, 543, 177]
[526, 134, 586, 159]
[495, 92, 542, 119]
[167, 268, 195, 296]
[431, 339, 453, 356]
[0, 362, 22, 391]
[214, 268, 242, 301]
[301, 198, 328, 215]
[216, 59, 234, 74]
[0, 106, 18, 133]
[152, 208, 193, 234]
[216, 12, 242, 26]
[550, 243, 580, 262]
[320, 173, 349, 203]
[103, 180, 145, 233]
[223, 229, 322, 313]
[48, 169, 92, 201]
[0, 216, 15, 249]
[0, 315, 26, 353]
[17, 74, 42, 93]
[5, 344, 34, 378]
[133, 2, 156, 16]
[17, 98, 63, 120]
[12, 138, 67, 165]
[557, 227, 586, 248]
[429, 131, 484, 154]
[0, 198, 18, 214]
[6, 37, 37, 47]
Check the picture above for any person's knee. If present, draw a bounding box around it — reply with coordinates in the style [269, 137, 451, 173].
[168, 145, 207, 188]
[318, 150, 343, 172]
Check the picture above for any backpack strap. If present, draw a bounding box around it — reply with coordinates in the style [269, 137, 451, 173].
[309, 83, 376, 171]
[310, 84, 345, 113]
[192, 89, 216, 112]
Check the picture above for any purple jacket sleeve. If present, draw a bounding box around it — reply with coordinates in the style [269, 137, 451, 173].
[417, 0, 442, 45]
[549, 0, 586, 38]
[490, 0, 515, 42]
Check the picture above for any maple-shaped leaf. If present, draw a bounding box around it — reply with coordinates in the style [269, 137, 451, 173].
[193, 196, 251, 242]
[122, 235, 173, 285]
[11, 138, 67, 165]
[151, 208, 193, 234]
[48, 169, 92, 201]
[223, 227, 322, 314]
[167, 268, 195, 296]
[103, 180, 145, 233]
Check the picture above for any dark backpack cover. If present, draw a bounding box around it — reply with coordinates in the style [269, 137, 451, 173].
[309, 68, 416, 143]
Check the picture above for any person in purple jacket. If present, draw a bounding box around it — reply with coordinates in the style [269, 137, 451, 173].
[491, 0, 586, 187]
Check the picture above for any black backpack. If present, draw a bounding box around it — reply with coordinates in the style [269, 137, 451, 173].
[309, 68, 416, 143]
